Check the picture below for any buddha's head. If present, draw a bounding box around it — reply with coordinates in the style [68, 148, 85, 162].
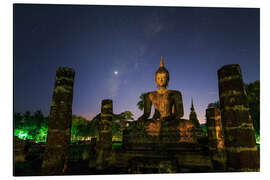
[155, 56, 170, 88]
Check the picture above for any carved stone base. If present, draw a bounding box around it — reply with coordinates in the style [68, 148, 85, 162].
[123, 118, 197, 150]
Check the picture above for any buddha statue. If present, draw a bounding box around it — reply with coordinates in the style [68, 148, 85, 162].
[134, 56, 196, 143]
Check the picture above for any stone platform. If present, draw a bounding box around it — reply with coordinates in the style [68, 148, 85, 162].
[122, 118, 199, 150]
[111, 117, 214, 173]
[109, 143, 213, 173]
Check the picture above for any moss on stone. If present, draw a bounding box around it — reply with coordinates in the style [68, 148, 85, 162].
[219, 75, 241, 83]
[56, 76, 74, 82]
[103, 104, 112, 109]
[224, 123, 254, 131]
[54, 86, 72, 93]
[224, 105, 249, 111]
[101, 114, 113, 117]
[226, 145, 258, 153]
[220, 90, 242, 98]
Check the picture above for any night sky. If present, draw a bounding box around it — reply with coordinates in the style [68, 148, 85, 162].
[14, 4, 260, 123]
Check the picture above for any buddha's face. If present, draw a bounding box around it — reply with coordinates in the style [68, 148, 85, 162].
[156, 73, 168, 88]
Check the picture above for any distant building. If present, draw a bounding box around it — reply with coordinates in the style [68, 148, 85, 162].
[189, 98, 200, 128]
[189, 98, 205, 137]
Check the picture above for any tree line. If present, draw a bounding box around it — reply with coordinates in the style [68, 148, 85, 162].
[14, 110, 134, 143]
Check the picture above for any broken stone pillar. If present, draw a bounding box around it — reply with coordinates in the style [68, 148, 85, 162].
[96, 99, 113, 169]
[218, 64, 259, 171]
[88, 138, 97, 169]
[206, 107, 226, 170]
[41, 67, 75, 175]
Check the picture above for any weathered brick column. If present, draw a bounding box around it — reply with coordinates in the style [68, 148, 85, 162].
[218, 64, 259, 171]
[42, 67, 75, 175]
[96, 99, 113, 169]
[206, 108, 226, 170]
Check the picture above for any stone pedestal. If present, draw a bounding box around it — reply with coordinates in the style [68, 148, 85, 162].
[206, 108, 226, 170]
[96, 99, 113, 169]
[218, 64, 259, 171]
[123, 118, 196, 151]
[41, 67, 75, 175]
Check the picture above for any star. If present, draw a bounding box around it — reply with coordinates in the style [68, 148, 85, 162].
[114, 71, 118, 75]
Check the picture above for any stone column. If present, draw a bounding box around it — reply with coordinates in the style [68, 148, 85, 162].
[206, 107, 226, 170]
[218, 64, 259, 171]
[88, 138, 97, 169]
[41, 67, 75, 175]
[96, 99, 113, 169]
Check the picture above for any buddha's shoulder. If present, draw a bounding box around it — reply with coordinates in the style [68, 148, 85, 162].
[148, 91, 157, 94]
[147, 90, 182, 96]
[147, 91, 157, 97]
[168, 90, 182, 95]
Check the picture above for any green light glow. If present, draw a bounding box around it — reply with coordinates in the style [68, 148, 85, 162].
[255, 133, 260, 144]
[19, 133, 27, 139]
[14, 126, 48, 142]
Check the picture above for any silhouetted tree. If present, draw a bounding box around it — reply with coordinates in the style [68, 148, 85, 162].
[87, 111, 134, 138]
[71, 115, 92, 141]
[245, 80, 260, 136]
[14, 112, 23, 129]
[207, 101, 220, 109]
[137, 93, 147, 111]
[14, 110, 49, 142]
[33, 110, 44, 128]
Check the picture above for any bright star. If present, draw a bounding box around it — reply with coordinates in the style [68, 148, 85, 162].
[114, 71, 118, 75]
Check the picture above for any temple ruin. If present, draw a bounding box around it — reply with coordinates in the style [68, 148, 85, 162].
[33, 59, 259, 175]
